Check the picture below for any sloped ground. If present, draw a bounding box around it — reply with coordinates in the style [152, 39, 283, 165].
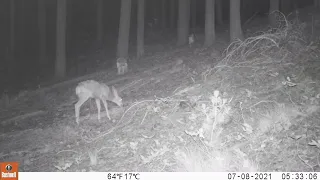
[1, 8, 320, 172]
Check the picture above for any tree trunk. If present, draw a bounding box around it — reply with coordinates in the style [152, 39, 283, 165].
[177, 0, 190, 46]
[292, 0, 298, 11]
[117, 0, 132, 58]
[96, 0, 103, 43]
[280, 0, 289, 14]
[137, 0, 145, 59]
[170, 0, 176, 29]
[269, 0, 279, 27]
[191, 0, 197, 30]
[54, 0, 67, 79]
[38, 0, 47, 75]
[161, 0, 166, 30]
[17, 0, 25, 80]
[204, 0, 215, 47]
[230, 0, 243, 42]
[8, 0, 15, 84]
[314, 0, 320, 8]
[21, 0, 25, 57]
[282, 0, 296, 14]
[241, 0, 250, 21]
[10, 0, 15, 60]
[215, 0, 223, 25]
[152, 0, 159, 26]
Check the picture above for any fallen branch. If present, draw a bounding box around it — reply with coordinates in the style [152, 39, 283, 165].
[1, 110, 45, 125]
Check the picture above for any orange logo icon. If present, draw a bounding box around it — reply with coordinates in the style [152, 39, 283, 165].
[0, 162, 18, 180]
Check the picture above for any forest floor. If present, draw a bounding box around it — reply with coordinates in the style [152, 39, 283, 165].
[1, 7, 320, 172]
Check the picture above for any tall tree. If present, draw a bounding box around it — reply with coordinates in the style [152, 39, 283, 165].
[117, 0, 132, 58]
[170, 0, 176, 29]
[161, 0, 166, 30]
[215, 0, 223, 25]
[66, 0, 73, 46]
[280, 0, 296, 15]
[204, 0, 215, 47]
[177, 0, 190, 46]
[315, 0, 320, 8]
[21, 0, 25, 59]
[152, 0, 159, 27]
[137, 0, 145, 58]
[292, 0, 298, 11]
[241, 0, 251, 21]
[8, 0, 15, 83]
[191, 0, 197, 30]
[280, 0, 288, 14]
[230, 0, 243, 42]
[38, 0, 47, 75]
[54, 0, 67, 79]
[96, 0, 103, 43]
[269, 0, 279, 27]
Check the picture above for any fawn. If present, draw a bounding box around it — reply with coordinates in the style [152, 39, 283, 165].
[116, 57, 128, 75]
[74, 80, 122, 124]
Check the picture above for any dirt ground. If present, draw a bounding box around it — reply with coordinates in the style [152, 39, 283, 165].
[1, 7, 320, 172]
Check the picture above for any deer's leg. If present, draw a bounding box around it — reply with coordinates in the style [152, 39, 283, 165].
[95, 98, 101, 122]
[117, 63, 120, 75]
[75, 94, 90, 124]
[101, 100, 111, 120]
[124, 63, 128, 73]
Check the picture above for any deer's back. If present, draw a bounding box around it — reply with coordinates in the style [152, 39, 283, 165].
[76, 80, 110, 99]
